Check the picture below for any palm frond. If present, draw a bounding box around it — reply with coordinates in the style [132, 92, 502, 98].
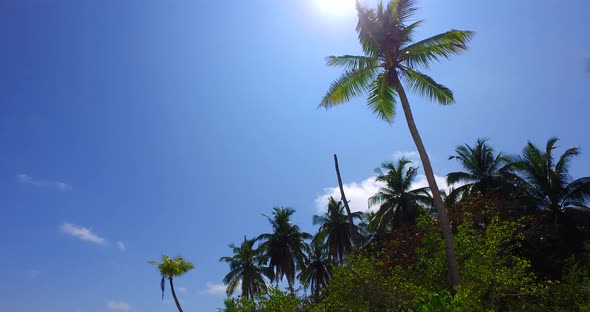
[320, 67, 378, 108]
[355, 2, 382, 57]
[367, 72, 397, 123]
[325, 55, 379, 70]
[402, 68, 454, 104]
[160, 276, 166, 300]
[401, 30, 475, 69]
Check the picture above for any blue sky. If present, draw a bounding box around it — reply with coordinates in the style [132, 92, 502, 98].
[0, 0, 589, 311]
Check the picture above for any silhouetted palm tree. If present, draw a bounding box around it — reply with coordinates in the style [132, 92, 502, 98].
[298, 241, 332, 301]
[220, 236, 272, 299]
[319, 0, 473, 287]
[313, 197, 362, 264]
[257, 207, 312, 292]
[369, 159, 432, 231]
[447, 139, 511, 197]
[148, 255, 194, 312]
[510, 138, 590, 221]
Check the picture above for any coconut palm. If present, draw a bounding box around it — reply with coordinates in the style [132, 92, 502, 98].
[447, 139, 511, 198]
[319, 0, 473, 287]
[220, 236, 272, 299]
[313, 197, 362, 264]
[369, 159, 432, 231]
[298, 241, 332, 301]
[257, 207, 312, 292]
[510, 138, 590, 221]
[148, 255, 194, 312]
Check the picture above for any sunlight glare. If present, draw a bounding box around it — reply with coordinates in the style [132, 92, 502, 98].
[315, 0, 357, 17]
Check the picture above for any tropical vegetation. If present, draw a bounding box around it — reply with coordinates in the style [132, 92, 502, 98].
[147, 1, 590, 311]
[148, 255, 194, 312]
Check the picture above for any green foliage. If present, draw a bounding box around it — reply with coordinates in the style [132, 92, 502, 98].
[220, 236, 271, 298]
[147, 255, 194, 300]
[311, 214, 548, 311]
[369, 158, 432, 231]
[320, 0, 474, 123]
[219, 287, 301, 312]
[258, 207, 312, 290]
[539, 245, 590, 311]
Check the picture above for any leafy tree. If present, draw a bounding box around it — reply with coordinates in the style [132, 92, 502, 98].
[369, 159, 432, 231]
[220, 287, 301, 312]
[257, 207, 312, 292]
[298, 241, 332, 301]
[220, 236, 273, 299]
[148, 255, 194, 312]
[447, 139, 511, 197]
[319, 0, 474, 287]
[510, 137, 590, 221]
[313, 197, 362, 264]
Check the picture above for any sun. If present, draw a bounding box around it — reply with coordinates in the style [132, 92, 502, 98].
[315, 0, 356, 16]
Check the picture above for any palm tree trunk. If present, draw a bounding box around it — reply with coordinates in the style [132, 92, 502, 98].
[169, 277, 184, 312]
[334, 154, 361, 246]
[393, 79, 460, 290]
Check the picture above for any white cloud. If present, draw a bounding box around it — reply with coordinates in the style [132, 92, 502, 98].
[315, 177, 383, 213]
[314, 175, 450, 213]
[16, 173, 71, 191]
[106, 300, 132, 311]
[59, 223, 106, 245]
[116, 241, 126, 252]
[178, 287, 187, 293]
[200, 282, 228, 296]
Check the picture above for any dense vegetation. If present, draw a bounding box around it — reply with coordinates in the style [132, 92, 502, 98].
[217, 137, 590, 311]
[151, 1, 590, 311]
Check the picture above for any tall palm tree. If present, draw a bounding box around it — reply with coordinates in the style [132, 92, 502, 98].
[148, 255, 194, 312]
[447, 139, 511, 197]
[313, 196, 362, 264]
[369, 159, 432, 231]
[220, 236, 272, 299]
[510, 138, 590, 221]
[319, 0, 473, 287]
[298, 241, 332, 301]
[257, 207, 312, 292]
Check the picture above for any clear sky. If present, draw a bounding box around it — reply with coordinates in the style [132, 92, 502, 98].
[1, 0, 589, 311]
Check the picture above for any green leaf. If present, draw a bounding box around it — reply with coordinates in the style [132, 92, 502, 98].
[320, 66, 378, 108]
[402, 68, 454, 104]
[401, 30, 475, 69]
[325, 55, 379, 70]
[367, 72, 397, 123]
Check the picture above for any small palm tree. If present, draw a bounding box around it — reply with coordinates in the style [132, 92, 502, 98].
[510, 138, 590, 221]
[369, 158, 432, 231]
[313, 197, 362, 264]
[298, 241, 332, 301]
[220, 236, 272, 299]
[148, 255, 194, 312]
[319, 0, 473, 288]
[447, 139, 511, 197]
[257, 207, 312, 292]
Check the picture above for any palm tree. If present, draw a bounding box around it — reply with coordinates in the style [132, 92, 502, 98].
[148, 255, 194, 312]
[220, 236, 272, 299]
[257, 207, 312, 292]
[369, 159, 432, 231]
[319, 0, 473, 288]
[298, 241, 332, 301]
[510, 138, 590, 221]
[313, 196, 362, 264]
[447, 139, 511, 197]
